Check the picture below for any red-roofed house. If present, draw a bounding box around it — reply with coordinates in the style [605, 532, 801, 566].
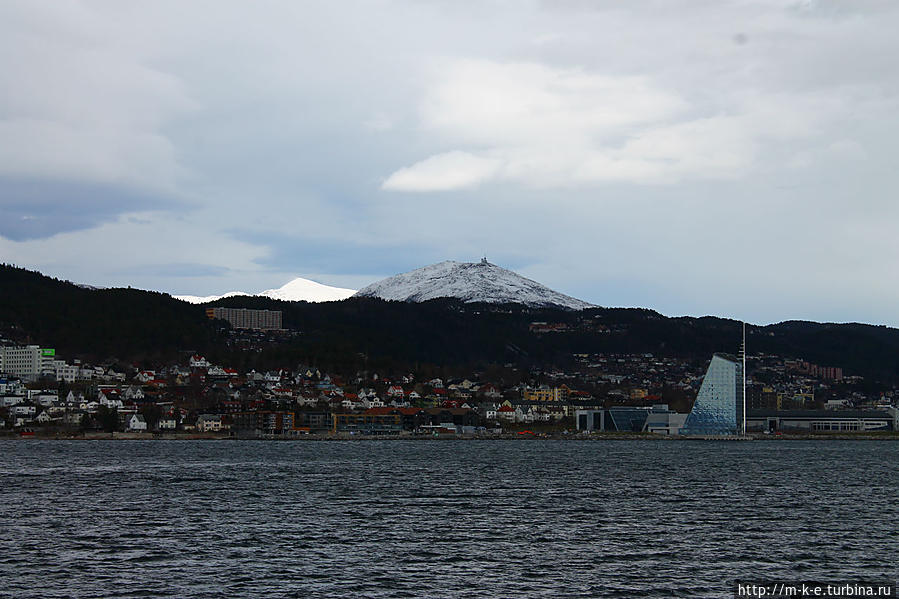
[497, 405, 516, 421]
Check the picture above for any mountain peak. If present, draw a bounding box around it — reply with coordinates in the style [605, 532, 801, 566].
[354, 260, 593, 310]
[174, 277, 356, 304]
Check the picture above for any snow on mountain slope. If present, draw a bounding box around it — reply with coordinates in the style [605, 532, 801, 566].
[173, 291, 252, 304]
[174, 277, 356, 304]
[257, 278, 356, 302]
[353, 259, 594, 310]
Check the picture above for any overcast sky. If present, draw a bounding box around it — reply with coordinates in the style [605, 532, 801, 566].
[2, 1, 898, 325]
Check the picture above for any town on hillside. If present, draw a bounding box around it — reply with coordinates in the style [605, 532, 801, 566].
[2, 340, 897, 437]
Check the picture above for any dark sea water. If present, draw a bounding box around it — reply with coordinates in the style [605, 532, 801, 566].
[1, 440, 896, 598]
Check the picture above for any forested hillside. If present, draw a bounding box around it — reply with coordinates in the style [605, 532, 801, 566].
[3, 264, 899, 383]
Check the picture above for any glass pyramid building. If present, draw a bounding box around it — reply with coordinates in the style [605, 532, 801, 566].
[681, 353, 744, 435]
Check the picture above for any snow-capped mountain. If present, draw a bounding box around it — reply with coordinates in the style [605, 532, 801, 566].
[353, 259, 594, 310]
[174, 277, 357, 304]
[257, 278, 357, 302]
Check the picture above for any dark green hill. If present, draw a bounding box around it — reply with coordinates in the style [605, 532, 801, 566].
[0, 264, 223, 364]
[2, 264, 898, 382]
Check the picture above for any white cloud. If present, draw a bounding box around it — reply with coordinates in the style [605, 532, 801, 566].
[382, 58, 855, 191]
[419, 60, 687, 146]
[382, 150, 501, 191]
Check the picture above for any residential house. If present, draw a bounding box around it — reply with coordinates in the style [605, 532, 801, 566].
[189, 355, 210, 369]
[497, 405, 516, 421]
[157, 417, 177, 431]
[1, 395, 23, 408]
[127, 414, 147, 431]
[135, 371, 156, 383]
[196, 414, 223, 433]
[124, 386, 144, 401]
[12, 405, 36, 418]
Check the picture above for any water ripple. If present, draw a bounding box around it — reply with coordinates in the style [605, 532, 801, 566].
[1, 439, 897, 598]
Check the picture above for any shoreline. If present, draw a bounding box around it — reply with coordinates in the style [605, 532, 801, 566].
[4, 432, 899, 441]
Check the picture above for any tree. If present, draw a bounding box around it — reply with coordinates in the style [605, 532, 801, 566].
[96, 405, 119, 432]
[79, 413, 94, 431]
[139, 404, 162, 431]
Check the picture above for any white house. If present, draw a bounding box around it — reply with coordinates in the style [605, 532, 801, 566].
[305, 395, 323, 407]
[481, 384, 502, 399]
[196, 414, 222, 433]
[207, 366, 227, 377]
[362, 396, 385, 409]
[135, 371, 156, 383]
[123, 386, 144, 401]
[357, 388, 377, 400]
[0, 377, 24, 395]
[13, 405, 37, 417]
[189, 355, 210, 369]
[105, 368, 127, 382]
[1, 395, 23, 408]
[54, 363, 79, 383]
[127, 414, 147, 431]
[157, 417, 177, 430]
[497, 406, 516, 421]
[35, 392, 58, 407]
[97, 392, 124, 410]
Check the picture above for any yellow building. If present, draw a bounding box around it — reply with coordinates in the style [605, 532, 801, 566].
[522, 385, 571, 402]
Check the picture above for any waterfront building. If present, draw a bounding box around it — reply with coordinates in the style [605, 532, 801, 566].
[680, 353, 744, 435]
[233, 411, 295, 436]
[644, 408, 688, 435]
[606, 407, 655, 432]
[575, 405, 685, 434]
[747, 409, 897, 433]
[196, 414, 223, 433]
[295, 411, 338, 433]
[126, 414, 148, 432]
[332, 412, 402, 435]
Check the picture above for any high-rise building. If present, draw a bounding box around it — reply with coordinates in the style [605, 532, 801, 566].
[681, 353, 744, 435]
[0, 345, 56, 381]
[206, 307, 283, 330]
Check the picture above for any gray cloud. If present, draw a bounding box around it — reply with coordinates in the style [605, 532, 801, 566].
[111, 263, 232, 278]
[0, 177, 182, 240]
[2, 1, 899, 325]
[230, 229, 453, 277]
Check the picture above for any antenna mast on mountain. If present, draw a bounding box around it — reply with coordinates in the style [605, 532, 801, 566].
[741, 321, 747, 435]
